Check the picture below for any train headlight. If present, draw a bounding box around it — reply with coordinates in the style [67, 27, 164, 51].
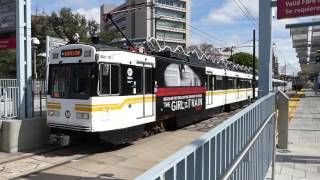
[84, 50, 91, 57]
[76, 112, 90, 120]
[52, 53, 59, 59]
[48, 110, 60, 117]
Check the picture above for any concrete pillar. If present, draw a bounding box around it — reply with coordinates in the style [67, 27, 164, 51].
[16, 0, 26, 118]
[277, 90, 289, 149]
[259, 0, 273, 97]
[16, 0, 32, 118]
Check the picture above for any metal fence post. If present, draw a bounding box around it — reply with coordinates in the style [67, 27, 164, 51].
[3, 89, 7, 119]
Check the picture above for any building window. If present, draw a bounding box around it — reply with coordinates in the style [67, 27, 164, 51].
[156, 0, 186, 8]
[156, 19, 185, 29]
[156, 30, 185, 40]
[156, 9, 185, 19]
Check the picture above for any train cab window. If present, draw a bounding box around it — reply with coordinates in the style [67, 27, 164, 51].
[215, 76, 223, 90]
[99, 64, 120, 95]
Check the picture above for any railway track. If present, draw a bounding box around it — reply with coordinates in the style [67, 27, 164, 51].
[0, 139, 118, 179]
[0, 107, 245, 179]
[183, 108, 245, 132]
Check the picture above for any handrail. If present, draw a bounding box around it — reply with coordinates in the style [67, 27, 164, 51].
[221, 112, 276, 180]
[135, 92, 276, 180]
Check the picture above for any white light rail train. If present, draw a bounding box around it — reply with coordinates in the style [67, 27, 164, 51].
[47, 43, 286, 144]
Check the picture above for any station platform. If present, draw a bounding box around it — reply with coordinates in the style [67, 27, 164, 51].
[267, 90, 320, 180]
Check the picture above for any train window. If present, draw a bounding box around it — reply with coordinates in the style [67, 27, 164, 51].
[135, 67, 142, 94]
[99, 64, 120, 95]
[212, 76, 215, 90]
[215, 76, 223, 90]
[207, 75, 213, 91]
[228, 78, 234, 89]
[145, 68, 153, 94]
[111, 65, 120, 94]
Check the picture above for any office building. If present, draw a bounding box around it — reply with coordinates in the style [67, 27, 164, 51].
[100, 0, 191, 49]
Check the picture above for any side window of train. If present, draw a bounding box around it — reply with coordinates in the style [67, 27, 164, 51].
[212, 76, 215, 90]
[145, 68, 153, 94]
[99, 64, 120, 95]
[207, 75, 213, 91]
[135, 67, 142, 94]
[215, 76, 223, 90]
[228, 77, 234, 89]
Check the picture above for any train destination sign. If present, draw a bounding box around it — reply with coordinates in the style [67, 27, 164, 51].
[278, 0, 320, 19]
[61, 49, 82, 57]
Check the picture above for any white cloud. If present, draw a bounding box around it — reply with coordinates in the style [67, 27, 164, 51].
[75, 7, 100, 23]
[202, 0, 258, 24]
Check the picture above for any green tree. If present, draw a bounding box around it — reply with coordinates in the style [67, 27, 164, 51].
[0, 7, 123, 78]
[228, 52, 258, 68]
[0, 49, 16, 78]
[187, 43, 221, 59]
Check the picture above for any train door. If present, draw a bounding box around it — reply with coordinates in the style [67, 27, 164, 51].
[235, 77, 240, 100]
[138, 62, 155, 119]
[206, 74, 213, 106]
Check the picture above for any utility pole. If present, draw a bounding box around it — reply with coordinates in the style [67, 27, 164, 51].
[230, 46, 234, 62]
[253, 29, 256, 99]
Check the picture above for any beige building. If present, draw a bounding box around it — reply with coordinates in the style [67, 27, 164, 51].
[100, 0, 191, 49]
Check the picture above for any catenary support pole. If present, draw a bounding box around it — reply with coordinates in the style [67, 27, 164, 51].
[253, 29, 256, 99]
[26, 0, 32, 118]
[259, 0, 273, 97]
[16, 0, 26, 118]
[45, 36, 50, 89]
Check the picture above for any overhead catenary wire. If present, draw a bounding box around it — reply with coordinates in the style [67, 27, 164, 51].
[237, 0, 259, 25]
[187, 24, 232, 47]
[231, 0, 258, 29]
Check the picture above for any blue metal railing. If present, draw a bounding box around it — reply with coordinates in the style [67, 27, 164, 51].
[136, 93, 276, 180]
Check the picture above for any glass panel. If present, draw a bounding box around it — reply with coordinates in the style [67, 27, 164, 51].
[49, 63, 97, 99]
[145, 68, 153, 94]
[135, 67, 142, 94]
[99, 64, 120, 95]
[111, 65, 120, 94]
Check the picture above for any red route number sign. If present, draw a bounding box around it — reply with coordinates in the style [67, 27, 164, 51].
[0, 37, 16, 50]
[278, 0, 320, 19]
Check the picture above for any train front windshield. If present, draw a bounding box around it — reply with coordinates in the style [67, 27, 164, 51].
[49, 63, 97, 99]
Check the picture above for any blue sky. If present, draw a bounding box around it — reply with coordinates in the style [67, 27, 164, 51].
[31, 0, 318, 74]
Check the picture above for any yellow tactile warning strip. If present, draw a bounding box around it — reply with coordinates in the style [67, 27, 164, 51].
[47, 102, 61, 110]
[75, 96, 155, 112]
[289, 90, 305, 122]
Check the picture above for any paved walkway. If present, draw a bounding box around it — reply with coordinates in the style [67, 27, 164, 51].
[5, 130, 203, 180]
[268, 90, 320, 180]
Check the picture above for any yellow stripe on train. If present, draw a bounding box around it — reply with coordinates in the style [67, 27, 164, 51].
[75, 96, 155, 112]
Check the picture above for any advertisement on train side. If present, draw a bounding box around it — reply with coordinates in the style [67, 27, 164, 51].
[155, 60, 206, 118]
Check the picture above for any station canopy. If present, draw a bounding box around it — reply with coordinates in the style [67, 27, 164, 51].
[286, 20, 320, 73]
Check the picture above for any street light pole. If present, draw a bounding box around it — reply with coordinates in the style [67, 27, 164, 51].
[31, 37, 40, 80]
